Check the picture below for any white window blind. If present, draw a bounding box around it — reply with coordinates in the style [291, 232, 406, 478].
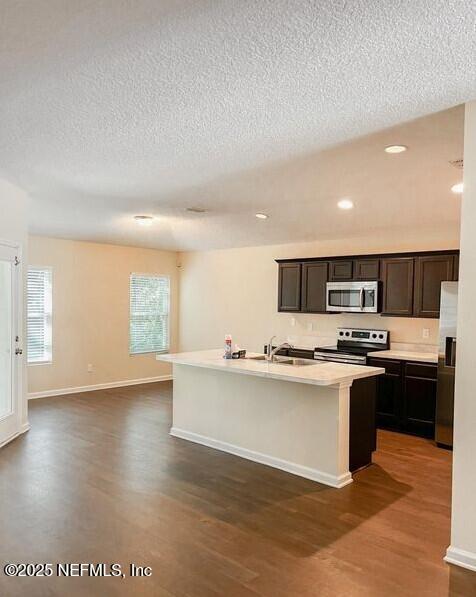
[27, 267, 53, 364]
[130, 274, 170, 355]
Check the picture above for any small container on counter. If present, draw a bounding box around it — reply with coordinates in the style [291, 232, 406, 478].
[224, 334, 233, 359]
[232, 348, 247, 359]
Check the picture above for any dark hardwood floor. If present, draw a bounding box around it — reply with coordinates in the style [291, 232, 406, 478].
[0, 381, 475, 596]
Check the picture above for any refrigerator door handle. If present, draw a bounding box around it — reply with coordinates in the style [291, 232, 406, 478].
[445, 337, 457, 368]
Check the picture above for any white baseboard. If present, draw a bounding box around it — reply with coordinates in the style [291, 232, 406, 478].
[170, 427, 353, 488]
[28, 375, 173, 400]
[445, 546, 476, 572]
[0, 422, 30, 449]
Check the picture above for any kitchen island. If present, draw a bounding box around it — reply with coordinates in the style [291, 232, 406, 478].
[158, 350, 384, 488]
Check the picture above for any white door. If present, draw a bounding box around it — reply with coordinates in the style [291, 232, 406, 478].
[0, 242, 22, 447]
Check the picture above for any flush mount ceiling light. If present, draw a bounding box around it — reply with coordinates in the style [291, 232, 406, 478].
[337, 199, 354, 210]
[451, 182, 464, 194]
[134, 215, 154, 226]
[384, 144, 408, 154]
[255, 213, 269, 219]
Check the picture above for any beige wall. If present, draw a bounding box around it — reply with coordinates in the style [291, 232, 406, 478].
[447, 101, 476, 569]
[28, 237, 179, 394]
[179, 233, 459, 354]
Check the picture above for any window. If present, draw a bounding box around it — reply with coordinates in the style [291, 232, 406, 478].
[129, 274, 170, 355]
[27, 267, 53, 364]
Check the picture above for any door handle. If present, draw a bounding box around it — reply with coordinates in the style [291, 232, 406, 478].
[445, 337, 456, 367]
[15, 348, 23, 356]
[360, 288, 364, 310]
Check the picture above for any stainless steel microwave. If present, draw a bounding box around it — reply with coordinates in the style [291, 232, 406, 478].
[326, 281, 380, 313]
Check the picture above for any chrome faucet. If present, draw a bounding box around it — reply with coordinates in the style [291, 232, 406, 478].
[267, 337, 294, 362]
[267, 335, 276, 359]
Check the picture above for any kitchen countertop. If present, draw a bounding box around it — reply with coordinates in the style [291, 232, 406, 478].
[158, 349, 385, 387]
[367, 349, 438, 364]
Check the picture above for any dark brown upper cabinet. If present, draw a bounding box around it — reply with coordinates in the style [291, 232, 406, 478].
[381, 257, 415, 316]
[276, 250, 459, 316]
[278, 263, 301, 312]
[301, 262, 328, 313]
[330, 260, 353, 280]
[353, 258, 380, 280]
[413, 255, 454, 318]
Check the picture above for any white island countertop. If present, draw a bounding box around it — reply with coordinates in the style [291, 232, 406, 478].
[158, 349, 384, 387]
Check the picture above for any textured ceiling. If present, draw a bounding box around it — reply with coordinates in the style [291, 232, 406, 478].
[0, 1, 473, 250]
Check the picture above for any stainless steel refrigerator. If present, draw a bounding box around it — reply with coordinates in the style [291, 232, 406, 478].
[435, 281, 458, 448]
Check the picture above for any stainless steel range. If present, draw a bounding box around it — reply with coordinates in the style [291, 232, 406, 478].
[314, 328, 389, 365]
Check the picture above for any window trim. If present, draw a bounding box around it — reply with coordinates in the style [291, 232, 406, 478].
[27, 265, 53, 366]
[129, 272, 170, 356]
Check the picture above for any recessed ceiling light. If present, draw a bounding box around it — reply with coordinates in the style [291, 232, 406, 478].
[134, 215, 154, 226]
[451, 182, 464, 194]
[384, 145, 408, 154]
[337, 199, 354, 210]
[255, 213, 269, 219]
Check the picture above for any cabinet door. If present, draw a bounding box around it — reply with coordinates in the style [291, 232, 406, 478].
[354, 258, 380, 280]
[413, 255, 453, 318]
[330, 260, 353, 280]
[368, 358, 402, 430]
[402, 363, 437, 438]
[301, 262, 328, 313]
[381, 257, 414, 316]
[278, 263, 301, 312]
[452, 254, 459, 281]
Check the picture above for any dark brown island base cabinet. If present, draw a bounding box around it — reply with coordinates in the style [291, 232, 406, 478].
[367, 357, 437, 438]
[277, 250, 459, 318]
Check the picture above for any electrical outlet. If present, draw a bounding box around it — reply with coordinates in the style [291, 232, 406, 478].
[307, 322, 314, 332]
[422, 328, 430, 339]
[87, 364, 93, 373]
[290, 317, 296, 327]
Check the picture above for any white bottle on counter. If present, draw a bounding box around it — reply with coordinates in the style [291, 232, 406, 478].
[224, 334, 232, 359]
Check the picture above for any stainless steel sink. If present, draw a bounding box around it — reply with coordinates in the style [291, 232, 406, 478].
[247, 355, 319, 367]
[275, 358, 319, 367]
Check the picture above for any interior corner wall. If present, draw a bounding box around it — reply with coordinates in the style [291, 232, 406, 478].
[0, 178, 29, 431]
[27, 236, 179, 396]
[446, 100, 476, 571]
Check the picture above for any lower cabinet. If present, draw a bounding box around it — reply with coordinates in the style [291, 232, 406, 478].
[367, 357, 437, 438]
[349, 376, 377, 472]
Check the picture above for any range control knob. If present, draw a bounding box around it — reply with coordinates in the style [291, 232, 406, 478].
[345, 331, 350, 337]
[371, 333, 377, 339]
[339, 331, 344, 336]
[379, 334, 384, 339]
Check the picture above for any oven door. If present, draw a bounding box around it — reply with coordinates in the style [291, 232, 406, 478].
[326, 281, 379, 313]
[314, 351, 367, 365]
